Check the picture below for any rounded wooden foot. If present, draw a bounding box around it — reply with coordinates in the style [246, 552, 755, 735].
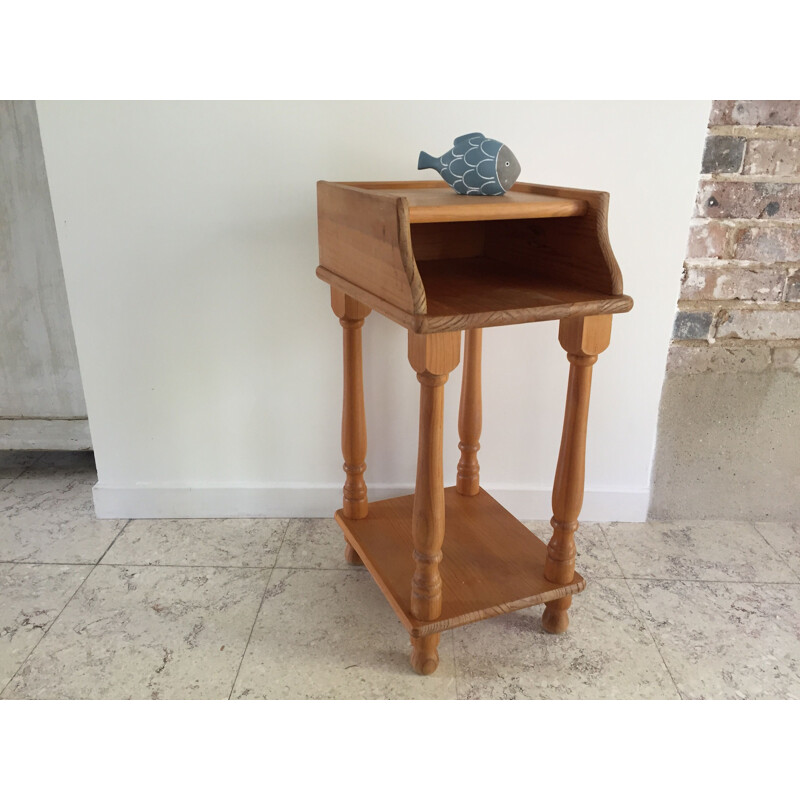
[455, 471, 480, 497]
[542, 597, 572, 634]
[344, 542, 363, 565]
[410, 633, 440, 675]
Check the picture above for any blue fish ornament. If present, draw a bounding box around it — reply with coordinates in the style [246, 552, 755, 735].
[418, 133, 521, 195]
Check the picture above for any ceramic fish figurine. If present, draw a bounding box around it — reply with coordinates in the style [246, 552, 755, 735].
[418, 133, 521, 195]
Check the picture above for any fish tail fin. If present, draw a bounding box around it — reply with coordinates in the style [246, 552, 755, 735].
[418, 150, 438, 171]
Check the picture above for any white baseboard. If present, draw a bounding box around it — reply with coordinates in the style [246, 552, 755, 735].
[92, 482, 650, 522]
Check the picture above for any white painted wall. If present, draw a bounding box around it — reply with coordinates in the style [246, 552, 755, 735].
[37, 101, 709, 520]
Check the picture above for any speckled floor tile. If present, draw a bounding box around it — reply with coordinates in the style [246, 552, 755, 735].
[276, 518, 349, 569]
[0, 452, 40, 489]
[603, 521, 796, 582]
[29, 451, 95, 472]
[3, 451, 96, 496]
[101, 518, 290, 568]
[524, 521, 622, 578]
[754, 523, 800, 579]
[0, 481, 125, 563]
[629, 580, 800, 699]
[2, 451, 796, 701]
[0, 563, 92, 688]
[232, 568, 458, 699]
[453, 578, 679, 699]
[1, 565, 269, 699]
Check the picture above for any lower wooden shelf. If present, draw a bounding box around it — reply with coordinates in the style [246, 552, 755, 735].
[335, 487, 585, 638]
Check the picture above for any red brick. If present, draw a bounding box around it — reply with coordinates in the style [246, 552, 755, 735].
[696, 181, 800, 220]
[709, 101, 800, 127]
[733, 226, 800, 262]
[742, 139, 800, 178]
[686, 220, 729, 259]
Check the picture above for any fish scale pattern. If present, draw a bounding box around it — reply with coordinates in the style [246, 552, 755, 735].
[440, 134, 505, 195]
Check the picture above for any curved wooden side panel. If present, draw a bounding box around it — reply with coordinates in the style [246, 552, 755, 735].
[317, 181, 427, 315]
[492, 182, 624, 295]
[395, 197, 427, 314]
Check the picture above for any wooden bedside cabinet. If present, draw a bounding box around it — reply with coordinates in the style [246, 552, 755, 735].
[316, 180, 633, 675]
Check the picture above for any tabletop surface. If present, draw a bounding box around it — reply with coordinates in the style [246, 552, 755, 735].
[339, 181, 589, 223]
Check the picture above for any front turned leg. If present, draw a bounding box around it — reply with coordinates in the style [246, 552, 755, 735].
[542, 315, 612, 634]
[331, 288, 371, 565]
[408, 331, 461, 674]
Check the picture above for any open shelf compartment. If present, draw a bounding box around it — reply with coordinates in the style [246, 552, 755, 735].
[335, 487, 586, 638]
[316, 180, 633, 333]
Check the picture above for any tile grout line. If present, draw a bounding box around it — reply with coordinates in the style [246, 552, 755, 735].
[622, 577, 686, 701]
[95, 519, 133, 566]
[596, 522, 686, 700]
[0, 453, 44, 491]
[227, 519, 294, 700]
[0, 519, 132, 699]
[227, 576, 272, 701]
[750, 521, 800, 583]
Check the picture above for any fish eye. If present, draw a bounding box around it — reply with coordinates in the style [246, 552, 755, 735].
[505, 161, 510, 166]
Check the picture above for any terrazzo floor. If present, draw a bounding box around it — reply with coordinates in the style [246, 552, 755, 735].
[1, 451, 798, 700]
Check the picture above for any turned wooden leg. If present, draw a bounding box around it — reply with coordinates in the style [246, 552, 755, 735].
[410, 632, 441, 676]
[331, 289, 371, 565]
[408, 331, 461, 674]
[543, 315, 612, 634]
[457, 328, 482, 496]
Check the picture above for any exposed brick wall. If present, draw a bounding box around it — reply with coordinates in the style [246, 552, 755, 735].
[668, 100, 800, 376]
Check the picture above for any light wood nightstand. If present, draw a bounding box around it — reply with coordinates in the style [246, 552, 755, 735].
[316, 180, 633, 675]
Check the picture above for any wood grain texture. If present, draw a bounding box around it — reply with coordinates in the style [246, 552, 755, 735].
[410, 371, 448, 623]
[317, 263, 632, 334]
[410, 632, 440, 676]
[317, 181, 426, 315]
[340, 181, 588, 223]
[485, 182, 623, 295]
[318, 179, 629, 671]
[393, 189, 585, 223]
[542, 315, 612, 634]
[409, 221, 485, 261]
[558, 313, 613, 356]
[344, 543, 363, 566]
[457, 329, 482, 496]
[331, 288, 370, 530]
[335, 488, 586, 638]
[330, 287, 370, 324]
[407, 330, 461, 376]
[407, 332, 460, 634]
[317, 181, 628, 331]
[416, 257, 632, 331]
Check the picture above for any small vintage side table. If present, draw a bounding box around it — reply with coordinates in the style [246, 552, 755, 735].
[316, 180, 633, 675]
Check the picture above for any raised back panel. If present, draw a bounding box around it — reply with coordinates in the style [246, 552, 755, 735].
[483, 218, 614, 294]
[409, 221, 485, 262]
[490, 183, 623, 295]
